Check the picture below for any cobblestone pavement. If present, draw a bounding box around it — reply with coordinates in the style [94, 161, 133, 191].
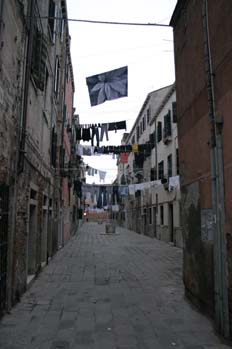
[0, 223, 231, 349]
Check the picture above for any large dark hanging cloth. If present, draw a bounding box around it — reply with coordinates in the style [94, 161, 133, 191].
[74, 180, 82, 198]
[82, 128, 91, 141]
[76, 128, 82, 141]
[108, 121, 127, 132]
[86, 66, 128, 107]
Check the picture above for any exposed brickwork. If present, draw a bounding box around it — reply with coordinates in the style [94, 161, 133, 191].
[171, 0, 232, 335]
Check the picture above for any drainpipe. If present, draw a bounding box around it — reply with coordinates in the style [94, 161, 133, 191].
[7, 0, 29, 311]
[18, 0, 35, 173]
[0, 0, 4, 33]
[202, 0, 230, 338]
[59, 53, 67, 247]
[154, 118, 158, 180]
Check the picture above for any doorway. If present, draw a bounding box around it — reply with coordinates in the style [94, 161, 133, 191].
[0, 184, 9, 316]
[153, 206, 157, 237]
[28, 204, 37, 275]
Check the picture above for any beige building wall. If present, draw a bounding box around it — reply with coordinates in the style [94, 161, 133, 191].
[118, 84, 182, 247]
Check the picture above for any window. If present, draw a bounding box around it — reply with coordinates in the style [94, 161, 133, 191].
[164, 110, 172, 138]
[54, 56, 60, 98]
[149, 132, 155, 148]
[66, 63, 70, 82]
[60, 146, 65, 171]
[140, 121, 143, 135]
[143, 116, 146, 131]
[176, 148, 179, 175]
[150, 167, 156, 181]
[136, 126, 140, 141]
[158, 161, 164, 179]
[48, 0, 56, 39]
[51, 126, 57, 167]
[157, 121, 162, 142]
[31, 27, 47, 91]
[160, 205, 164, 225]
[58, 9, 64, 41]
[63, 104, 67, 125]
[147, 107, 150, 125]
[132, 135, 135, 144]
[149, 207, 152, 224]
[167, 154, 172, 178]
[172, 101, 177, 123]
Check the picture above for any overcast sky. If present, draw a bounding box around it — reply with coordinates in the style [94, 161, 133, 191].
[66, 0, 177, 184]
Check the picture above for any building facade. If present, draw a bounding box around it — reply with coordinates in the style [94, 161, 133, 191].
[171, 0, 232, 338]
[0, 0, 79, 316]
[61, 37, 76, 243]
[117, 84, 182, 247]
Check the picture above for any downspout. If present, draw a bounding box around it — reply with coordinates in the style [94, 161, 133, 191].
[7, 0, 29, 311]
[202, 0, 230, 338]
[154, 118, 158, 180]
[153, 116, 158, 237]
[60, 30, 68, 247]
[0, 0, 4, 32]
[18, 0, 35, 173]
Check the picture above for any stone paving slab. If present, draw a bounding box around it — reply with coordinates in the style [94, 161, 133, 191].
[0, 222, 231, 349]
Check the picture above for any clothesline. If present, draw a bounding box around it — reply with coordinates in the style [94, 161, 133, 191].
[77, 120, 127, 129]
[76, 142, 155, 156]
[76, 121, 127, 146]
[82, 176, 180, 196]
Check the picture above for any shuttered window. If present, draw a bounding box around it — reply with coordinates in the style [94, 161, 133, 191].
[164, 110, 172, 138]
[136, 126, 139, 142]
[48, 0, 56, 38]
[158, 160, 164, 179]
[172, 101, 177, 123]
[147, 107, 150, 125]
[54, 56, 60, 98]
[31, 27, 47, 91]
[176, 148, 179, 175]
[157, 121, 162, 142]
[167, 154, 172, 178]
[51, 126, 57, 168]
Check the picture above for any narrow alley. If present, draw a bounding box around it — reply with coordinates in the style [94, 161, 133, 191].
[0, 223, 229, 349]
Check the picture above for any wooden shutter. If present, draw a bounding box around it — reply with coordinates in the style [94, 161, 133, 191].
[157, 121, 162, 142]
[172, 101, 177, 123]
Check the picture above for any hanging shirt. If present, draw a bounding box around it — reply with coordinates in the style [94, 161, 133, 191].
[82, 128, 91, 141]
[82, 145, 94, 156]
[108, 120, 127, 132]
[76, 144, 83, 156]
[99, 170, 106, 182]
[76, 128, 82, 141]
[132, 144, 138, 153]
[120, 152, 128, 163]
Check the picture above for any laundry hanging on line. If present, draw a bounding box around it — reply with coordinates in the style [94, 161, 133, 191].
[76, 142, 153, 157]
[85, 164, 107, 183]
[76, 121, 127, 145]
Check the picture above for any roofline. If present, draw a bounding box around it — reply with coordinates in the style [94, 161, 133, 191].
[150, 83, 175, 125]
[61, 0, 75, 92]
[125, 84, 174, 143]
[169, 0, 187, 27]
